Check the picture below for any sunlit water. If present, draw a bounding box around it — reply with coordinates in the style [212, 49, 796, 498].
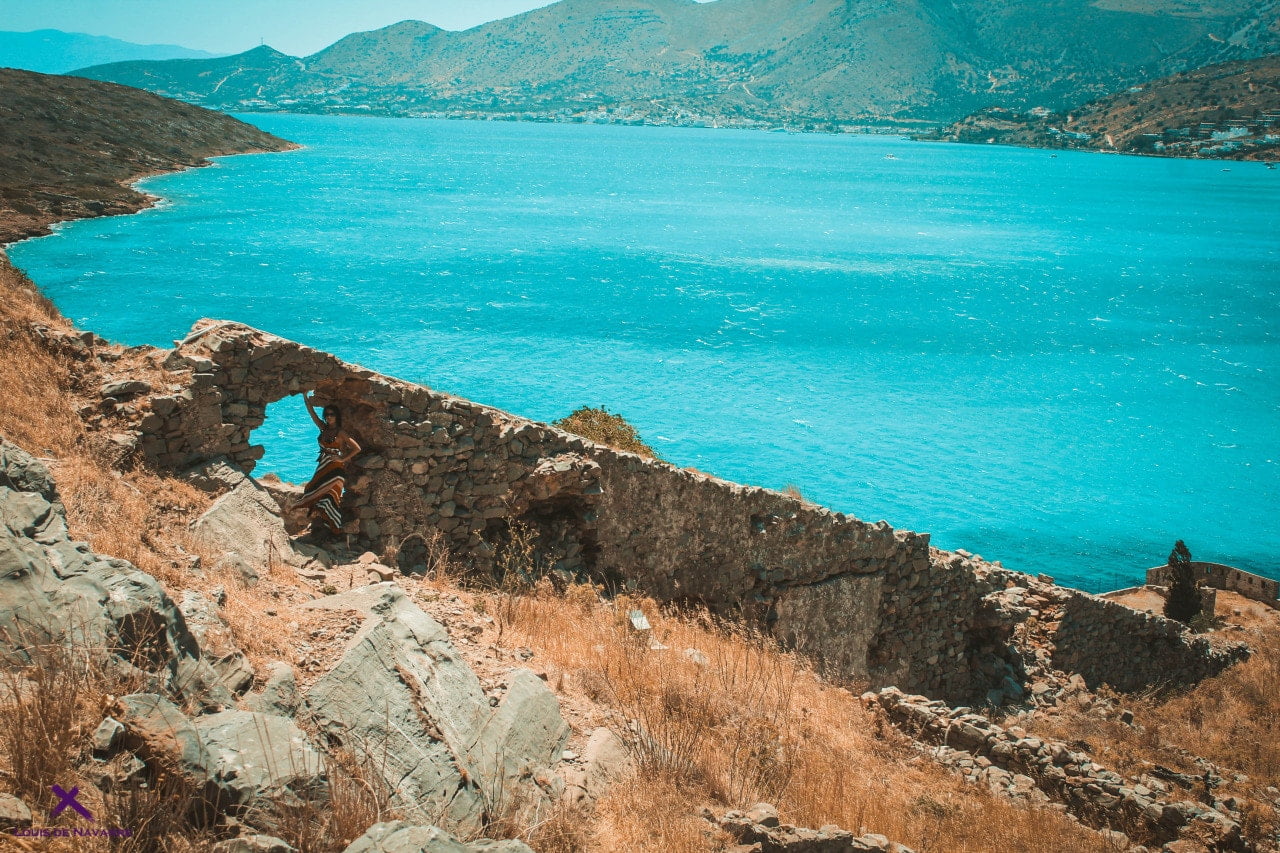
[11, 114, 1279, 591]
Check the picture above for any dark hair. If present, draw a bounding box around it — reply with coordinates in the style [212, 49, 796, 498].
[322, 405, 342, 429]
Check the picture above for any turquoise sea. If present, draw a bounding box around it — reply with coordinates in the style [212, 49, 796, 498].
[10, 114, 1279, 592]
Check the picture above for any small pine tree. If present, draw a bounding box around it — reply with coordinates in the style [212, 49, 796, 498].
[1163, 539, 1201, 624]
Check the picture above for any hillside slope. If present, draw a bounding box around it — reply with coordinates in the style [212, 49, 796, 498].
[0, 68, 295, 244]
[936, 54, 1280, 159]
[72, 0, 1280, 126]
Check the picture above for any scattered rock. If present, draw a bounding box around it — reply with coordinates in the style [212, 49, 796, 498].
[342, 821, 533, 853]
[211, 835, 297, 853]
[93, 715, 125, 756]
[247, 661, 300, 717]
[212, 651, 257, 696]
[0, 793, 32, 830]
[100, 378, 151, 399]
[716, 805, 914, 852]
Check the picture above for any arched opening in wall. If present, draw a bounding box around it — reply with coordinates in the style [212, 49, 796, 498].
[243, 385, 385, 541]
[247, 394, 323, 535]
[251, 395, 318, 486]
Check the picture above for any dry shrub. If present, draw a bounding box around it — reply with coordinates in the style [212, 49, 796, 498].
[592, 771, 726, 853]
[250, 749, 394, 853]
[552, 406, 661, 461]
[0, 645, 105, 812]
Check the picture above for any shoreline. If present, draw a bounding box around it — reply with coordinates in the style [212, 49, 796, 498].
[223, 106, 1278, 165]
[1, 143, 302, 250]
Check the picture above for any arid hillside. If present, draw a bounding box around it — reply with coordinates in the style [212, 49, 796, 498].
[936, 55, 1280, 160]
[72, 0, 1280, 126]
[0, 68, 294, 244]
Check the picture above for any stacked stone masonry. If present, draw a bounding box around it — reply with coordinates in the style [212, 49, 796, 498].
[123, 321, 1245, 704]
[1146, 562, 1279, 607]
[866, 688, 1248, 851]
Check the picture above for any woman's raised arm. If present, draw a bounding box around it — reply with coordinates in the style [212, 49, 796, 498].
[303, 393, 326, 429]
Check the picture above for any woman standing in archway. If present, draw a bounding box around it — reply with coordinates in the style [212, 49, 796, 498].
[296, 393, 361, 538]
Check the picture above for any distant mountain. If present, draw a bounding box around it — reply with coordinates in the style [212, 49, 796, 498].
[934, 55, 1280, 160]
[72, 0, 1280, 127]
[0, 29, 217, 75]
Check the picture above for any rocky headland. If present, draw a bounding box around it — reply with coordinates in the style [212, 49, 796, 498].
[2, 68, 1279, 853]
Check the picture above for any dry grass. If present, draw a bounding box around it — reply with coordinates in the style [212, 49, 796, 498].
[0, 257, 215, 592]
[0, 644, 219, 852]
[486, 582, 1108, 852]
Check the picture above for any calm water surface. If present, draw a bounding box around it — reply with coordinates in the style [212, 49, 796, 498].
[11, 114, 1279, 591]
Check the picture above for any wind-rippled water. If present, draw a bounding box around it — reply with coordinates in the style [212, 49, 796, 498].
[11, 114, 1279, 591]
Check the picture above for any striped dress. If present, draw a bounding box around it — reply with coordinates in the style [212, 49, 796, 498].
[296, 431, 360, 534]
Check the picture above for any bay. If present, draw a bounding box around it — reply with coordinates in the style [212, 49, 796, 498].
[11, 114, 1279, 592]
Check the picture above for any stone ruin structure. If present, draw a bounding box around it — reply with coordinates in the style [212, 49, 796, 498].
[106, 319, 1245, 705]
[1147, 561, 1279, 607]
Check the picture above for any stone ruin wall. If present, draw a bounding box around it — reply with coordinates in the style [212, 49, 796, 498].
[1147, 562, 1279, 607]
[126, 320, 1242, 704]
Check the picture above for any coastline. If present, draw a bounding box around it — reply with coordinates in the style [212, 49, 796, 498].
[1, 143, 301, 249]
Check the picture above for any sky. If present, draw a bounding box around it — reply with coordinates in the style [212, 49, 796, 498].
[0, 0, 576, 56]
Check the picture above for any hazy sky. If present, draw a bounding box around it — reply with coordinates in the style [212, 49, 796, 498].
[0, 0, 575, 56]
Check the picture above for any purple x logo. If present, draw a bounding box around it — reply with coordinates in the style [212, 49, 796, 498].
[50, 784, 94, 822]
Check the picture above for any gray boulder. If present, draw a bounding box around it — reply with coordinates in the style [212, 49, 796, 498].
[193, 710, 326, 809]
[112, 693, 227, 817]
[565, 727, 633, 803]
[304, 585, 491, 832]
[0, 440, 229, 709]
[246, 661, 299, 716]
[465, 668, 570, 802]
[191, 476, 313, 570]
[342, 821, 533, 853]
[304, 585, 570, 836]
[0, 792, 32, 830]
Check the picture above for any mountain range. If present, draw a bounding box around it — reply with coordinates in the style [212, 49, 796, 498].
[71, 0, 1280, 126]
[0, 29, 217, 75]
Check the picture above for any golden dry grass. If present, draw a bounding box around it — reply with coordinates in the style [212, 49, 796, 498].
[0, 256, 214, 590]
[486, 583, 1109, 852]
